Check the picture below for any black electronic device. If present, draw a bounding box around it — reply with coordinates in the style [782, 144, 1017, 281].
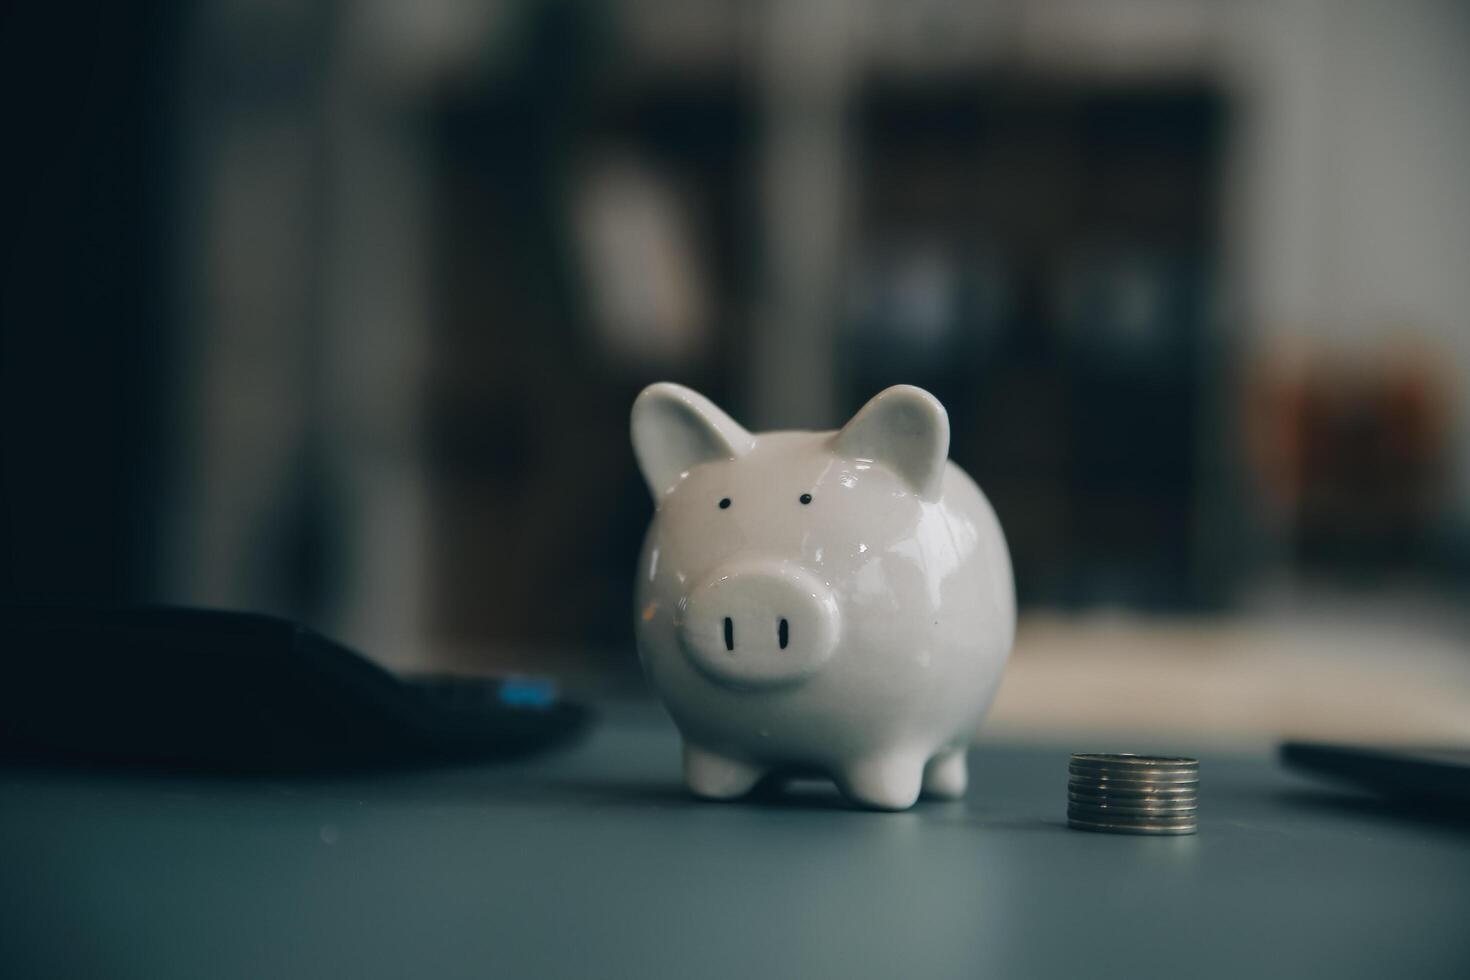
[0, 606, 590, 771]
[1281, 740, 1470, 807]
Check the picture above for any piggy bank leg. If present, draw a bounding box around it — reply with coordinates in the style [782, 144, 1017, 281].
[683, 743, 764, 800]
[836, 754, 925, 811]
[921, 749, 968, 800]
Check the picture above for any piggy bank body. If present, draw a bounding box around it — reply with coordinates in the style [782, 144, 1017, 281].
[631, 383, 1015, 810]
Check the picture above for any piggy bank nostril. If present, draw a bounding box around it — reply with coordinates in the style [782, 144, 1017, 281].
[677, 561, 839, 688]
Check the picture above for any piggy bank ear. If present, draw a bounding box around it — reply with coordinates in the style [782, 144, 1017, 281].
[631, 383, 755, 499]
[832, 385, 950, 501]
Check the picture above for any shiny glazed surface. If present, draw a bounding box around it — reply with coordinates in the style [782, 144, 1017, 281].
[632, 384, 1015, 809]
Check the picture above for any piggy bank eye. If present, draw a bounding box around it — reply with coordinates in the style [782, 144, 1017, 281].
[799, 493, 812, 505]
[718, 497, 731, 509]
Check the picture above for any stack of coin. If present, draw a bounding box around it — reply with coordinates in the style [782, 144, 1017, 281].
[1068, 753, 1198, 835]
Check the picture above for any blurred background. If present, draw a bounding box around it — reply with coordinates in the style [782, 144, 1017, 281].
[3, 0, 1469, 746]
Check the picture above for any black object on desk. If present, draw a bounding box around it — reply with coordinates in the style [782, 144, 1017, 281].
[0, 606, 589, 771]
[1281, 740, 1470, 807]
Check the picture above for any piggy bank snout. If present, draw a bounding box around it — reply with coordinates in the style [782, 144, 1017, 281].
[680, 561, 839, 689]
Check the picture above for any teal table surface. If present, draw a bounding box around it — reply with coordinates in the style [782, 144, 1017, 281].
[3, 708, 1468, 979]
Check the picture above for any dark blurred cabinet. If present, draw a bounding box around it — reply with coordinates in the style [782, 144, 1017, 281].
[424, 39, 757, 655]
[842, 79, 1227, 609]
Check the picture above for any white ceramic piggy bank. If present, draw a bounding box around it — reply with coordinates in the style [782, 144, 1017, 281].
[631, 382, 1015, 810]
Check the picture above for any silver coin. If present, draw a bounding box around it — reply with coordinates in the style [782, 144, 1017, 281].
[1076, 758, 1199, 769]
[1071, 771, 1198, 783]
[1069, 824, 1200, 836]
[1069, 811, 1199, 827]
[1070, 765, 1199, 777]
[1068, 797, 1197, 813]
[1067, 801, 1198, 819]
[1069, 779, 1200, 795]
[1068, 792, 1198, 811]
[1069, 802, 1199, 819]
[1070, 756, 1198, 770]
[1069, 767, 1199, 781]
[1070, 763, 1200, 779]
[1068, 815, 1198, 836]
[1064, 781, 1199, 799]
[1069, 802, 1198, 816]
[1067, 777, 1199, 791]
[1076, 764, 1199, 775]
[1076, 775, 1199, 787]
